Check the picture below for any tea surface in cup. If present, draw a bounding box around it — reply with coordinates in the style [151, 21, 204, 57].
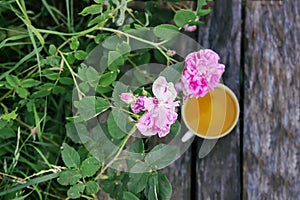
[183, 85, 239, 138]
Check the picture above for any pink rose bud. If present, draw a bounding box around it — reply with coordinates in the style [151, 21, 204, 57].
[183, 24, 197, 32]
[120, 93, 135, 104]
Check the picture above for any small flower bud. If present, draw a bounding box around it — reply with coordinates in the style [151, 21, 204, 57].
[167, 50, 176, 56]
[141, 88, 149, 97]
[120, 93, 135, 104]
[183, 24, 197, 32]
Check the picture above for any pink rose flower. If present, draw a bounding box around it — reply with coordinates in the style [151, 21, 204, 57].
[120, 92, 135, 104]
[135, 76, 179, 138]
[181, 49, 225, 98]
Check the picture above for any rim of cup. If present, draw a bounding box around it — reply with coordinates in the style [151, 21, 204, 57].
[181, 83, 240, 140]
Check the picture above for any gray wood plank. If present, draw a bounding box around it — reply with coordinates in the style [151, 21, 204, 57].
[196, 0, 242, 199]
[163, 150, 192, 200]
[243, 1, 300, 199]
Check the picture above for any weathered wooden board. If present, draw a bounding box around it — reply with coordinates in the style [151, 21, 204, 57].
[163, 150, 192, 200]
[195, 0, 242, 199]
[243, 0, 300, 199]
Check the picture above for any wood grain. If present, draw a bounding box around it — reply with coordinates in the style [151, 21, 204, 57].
[163, 150, 192, 200]
[243, 0, 300, 199]
[195, 0, 242, 199]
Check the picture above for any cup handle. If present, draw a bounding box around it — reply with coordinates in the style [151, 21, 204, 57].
[181, 131, 195, 142]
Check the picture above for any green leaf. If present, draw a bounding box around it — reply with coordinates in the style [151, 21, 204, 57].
[144, 173, 159, 200]
[116, 42, 131, 55]
[0, 128, 15, 139]
[158, 173, 172, 200]
[129, 139, 144, 153]
[128, 171, 149, 193]
[96, 85, 113, 94]
[102, 179, 116, 196]
[75, 50, 88, 60]
[1, 108, 18, 122]
[168, 120, 181, 137]
[78, 66, 99, 83]
[88, 15, 106, 27]
[145, 144, 178, 169]
[77, 96, 110, 120]
[85, 181, 99, 195]
[67, 182, 85, 199]
[94, 33, 110, 44]
[0, 119, 8, 130]
[95, 97, 111, 113]
[123, 192, 139, 200]
[131, 51, 151, 66]
[80, 5, 103, 16]
[52, 85, 66, 95]
[108, 51, 124, 67]
[196, 0, 211, 16]
[107, 110, 126, 139]
[80, 157, 100, 177]
[70, 37, 80, 50]
[57, 169, 82, 186]
[153, 24, 179, 41]
[112, 81, 129, 107]
[42, 69, 59, 81]
[68, 122, 90, 144]
[6, 74, 20, 88]
[16, 87, 29, 98]
[197, 8, 211, 17]
[127, 139, 145, 169]
[48, 44, 56, 55]
[62, 143, 80, 168]
[47, 56, 61, 67]
[129, 162, 150, 174]
[159, 62, 185, 84]
[21, 79, 41, 88]
[65, 122, 81, 143]
[145, 173, 172, 200]
[102, 35, 124, 50]
[99, 71, 118, 87]
[67, 53, 76, 64]
[31, 89, 51, 98]
[153, 49, 167, 64]
[174, 10, 197, 27]
[78, 82, 90, 93]
[113, 109, 128, 131]
[59, 77, 73, 85]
